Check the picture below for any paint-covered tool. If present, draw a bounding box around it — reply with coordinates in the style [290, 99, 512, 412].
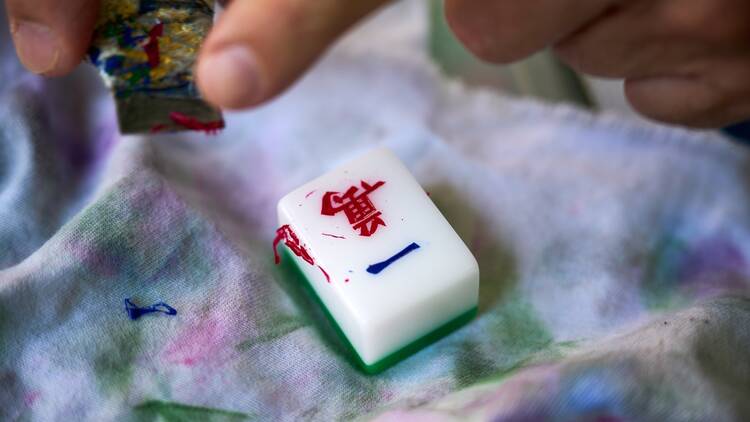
[274, 148, 479, 373]
[89, 0, 223, 134]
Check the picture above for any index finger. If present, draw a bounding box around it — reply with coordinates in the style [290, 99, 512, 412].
[444, 0, 617, 63]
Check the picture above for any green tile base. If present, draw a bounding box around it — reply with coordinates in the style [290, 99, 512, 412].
[277, 250, 477, 374]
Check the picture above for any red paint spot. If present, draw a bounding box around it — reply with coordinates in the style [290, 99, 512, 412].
[143, 22, 164, 68]
[273, 225, 314, 266]
[318, 265, 331, 283]
[345, 278, 350, 283]
[150, 123, 167, 133]
[305, 190, 316, 199]
[169, 112, 225, 134]
[321, 233, 346, 239]
[426, 191, 431, 197]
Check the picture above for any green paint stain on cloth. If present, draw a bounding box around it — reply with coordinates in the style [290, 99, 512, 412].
[94, 325, 142, 393]
[132, 400, 252, 422]
[454, 294, 553, 387]
[642, 233, 690, 309]
[235, 314, 308, 351]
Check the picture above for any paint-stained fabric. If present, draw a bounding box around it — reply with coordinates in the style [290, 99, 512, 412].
[2, 2, 750, 421]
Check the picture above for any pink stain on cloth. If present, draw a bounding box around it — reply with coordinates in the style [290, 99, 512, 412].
[23, 391, 41, 407]
[163, 317, 233, 367]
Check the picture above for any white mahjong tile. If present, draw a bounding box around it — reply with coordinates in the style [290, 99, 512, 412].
[276, 148, 479, 370]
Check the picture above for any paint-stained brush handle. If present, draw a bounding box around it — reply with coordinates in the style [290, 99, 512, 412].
[88, 0, 224, 134]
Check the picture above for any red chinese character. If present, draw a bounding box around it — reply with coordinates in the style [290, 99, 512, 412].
[321, 180, 386, 237]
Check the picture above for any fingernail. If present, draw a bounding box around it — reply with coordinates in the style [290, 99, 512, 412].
[198, 45, 264, 109]
[11, 20, 60, 74]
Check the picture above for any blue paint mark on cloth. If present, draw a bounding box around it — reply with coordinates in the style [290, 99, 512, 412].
[367, 242, 421, 275]
[125, 298, 177, 320]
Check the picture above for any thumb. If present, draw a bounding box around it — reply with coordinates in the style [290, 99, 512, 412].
[196, 0, 388, 110]
[6, 0, 99, 76]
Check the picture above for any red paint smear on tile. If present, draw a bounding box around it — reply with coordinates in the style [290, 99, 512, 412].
[150, 123, 167, 133]
[169, 112, 225, 134]
[321, 233, 346, 239]
[344, 278, 350, 283]
[274, 224, 333, 283]
[305, 190, 316, 199]
[273, 225, 314, 265]
[318, 265, 331, 283]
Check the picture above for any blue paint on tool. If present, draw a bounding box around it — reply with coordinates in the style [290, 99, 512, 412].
[125, 298, 177, 320]
[367, 242, 421, 275]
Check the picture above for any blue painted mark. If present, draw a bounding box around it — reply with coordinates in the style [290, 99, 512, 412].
[119, 27, 134, 47]
[124, 298, 177, 320]
[367, 242, 421, 275]
[104, 55, 125, 73]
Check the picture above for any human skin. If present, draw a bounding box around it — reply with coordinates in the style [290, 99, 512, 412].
[6, 0, 750, 127]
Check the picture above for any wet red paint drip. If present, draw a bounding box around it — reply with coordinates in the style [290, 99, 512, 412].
[318, 266, 331, 283]
[321, 233, 346, 239]
[273, 225, 314, 265]
[169, 112, 225, 134]
[144, 22, 164, 68]
[273, 225, 333, 283]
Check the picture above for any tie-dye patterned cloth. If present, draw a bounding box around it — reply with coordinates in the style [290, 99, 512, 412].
[2, 2, 750, 421]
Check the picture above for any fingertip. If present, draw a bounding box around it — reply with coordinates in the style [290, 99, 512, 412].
[8, 0, 99, 77]
[443, 0, 499, 62]
[197, 44, 266, 110]
[624, 76, 729, 127]
[10, 19, 62, 75]
[444, 0, 543, 64]
[199, 0, 387, 110]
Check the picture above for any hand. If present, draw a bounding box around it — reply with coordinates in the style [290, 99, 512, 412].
[445, 0, 750, 127]
[5, 0, 388, 108]
[8, 0, 750, 128]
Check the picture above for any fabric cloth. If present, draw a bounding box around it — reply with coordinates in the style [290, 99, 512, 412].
[2, 2, 750, 421]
